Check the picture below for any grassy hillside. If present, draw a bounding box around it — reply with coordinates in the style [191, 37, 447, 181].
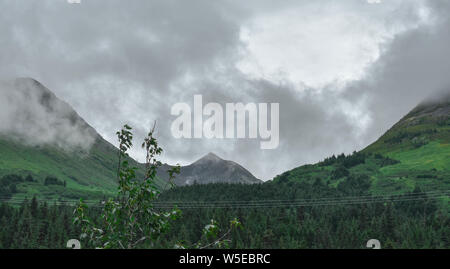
[0, 135, 168, 203]
[273, 97, 450, 210]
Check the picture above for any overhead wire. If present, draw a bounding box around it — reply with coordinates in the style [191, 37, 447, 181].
[0, 190, 447, 209]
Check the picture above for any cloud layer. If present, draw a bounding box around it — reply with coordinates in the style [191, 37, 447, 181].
[0, 0, 449, 180]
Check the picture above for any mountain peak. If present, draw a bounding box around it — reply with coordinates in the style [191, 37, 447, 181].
[162, 152, 261, 185]
[204, 152, 222, 160]
[194, 152, 223, 164]
[400, 90, 450, 127]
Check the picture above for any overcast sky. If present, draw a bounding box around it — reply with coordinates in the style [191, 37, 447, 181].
[1, 0, 450, 180]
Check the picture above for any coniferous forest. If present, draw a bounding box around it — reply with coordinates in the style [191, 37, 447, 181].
[1, 179, 447, 249]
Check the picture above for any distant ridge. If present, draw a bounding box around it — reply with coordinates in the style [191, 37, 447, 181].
[160, 152, 261, 186]
[0, 78, 260, 201]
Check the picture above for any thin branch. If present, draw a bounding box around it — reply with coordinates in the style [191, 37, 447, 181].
[200, 228, 232, 249]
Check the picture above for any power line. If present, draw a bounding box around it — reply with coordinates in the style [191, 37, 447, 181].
[152, 193, 449, 209]
[1, 188, 447, 203]
[0, 188, 445, 202]
[2, 190, 447, 204]
[1, 190, 447, 208]
[152, 190, 449, 204]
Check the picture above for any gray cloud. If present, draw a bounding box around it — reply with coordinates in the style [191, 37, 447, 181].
[0, 0, 449, 180]
[345, 0, 450, 146]
[0, 78, 97, 150]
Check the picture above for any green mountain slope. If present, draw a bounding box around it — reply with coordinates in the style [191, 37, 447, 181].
[365, 93, 449, 148]
[273, 92, 450, 207]
[0, 78, 165, 202]
[1, 135, 118, 200]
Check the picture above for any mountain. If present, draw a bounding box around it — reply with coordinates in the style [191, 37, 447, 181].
[364, 91, 450, 155]
[0, 78, 260, 202]
[0, 78, 164, 202]
[159, 152, 261, 186]
[273, 91, 450, 202]
[2, 77, 446, 204]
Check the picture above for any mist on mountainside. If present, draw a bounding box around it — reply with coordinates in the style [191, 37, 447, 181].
[0, 78, 97, 151]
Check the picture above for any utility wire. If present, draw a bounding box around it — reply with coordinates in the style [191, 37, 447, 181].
[1, 190, 447, 203]
[1, 190, 447, 208]
[1, 189, 447, 203]
[151, 190, 450, 204]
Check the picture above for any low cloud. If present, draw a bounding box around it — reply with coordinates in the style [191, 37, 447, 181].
[0, 78, 97, 151]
